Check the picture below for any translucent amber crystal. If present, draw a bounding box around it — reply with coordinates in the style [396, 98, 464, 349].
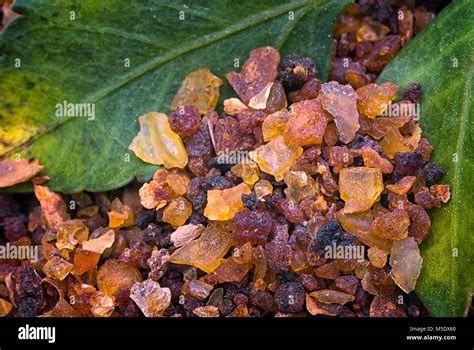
[74, 248, 101, 275]
[188, 280, 213, 299]
[34, 185, 69, 231]
[254, 136, 303, 181]
[203, 183, 251, 221]
[339, 167, 384, 213]
[168, 223, 233, 273]
[192, 305, 220, 317]
[360, 146, 394, 174]
[90, 291, 115, 317]
[254, 180, 273, 200]
[171, 68, 223, 114]
[56, 220, 89, 250]
[283, 97, 331, 147]
[81, 229, 115, 254]
[130, 279, 171, 317]
[97, 259, 142, 301]
[0, 298, 12, 317]
[356, 17, 390, 42]
[166, 173, 190, 196]
[231, 162, 260, 186]
[389, 237, 422, 293]
[380, 125, 422, 158]
[370, 209, 410, 240]
[320, 82, 359, 144]
[252, 245, 267, 282]
[162, 197, 192, 228]
[108, 198, 134, 228]
[356, 83, 399, 119]
[310, 290, 354, 305]
[42, 256, 73, 281]
[367, 246, 388, 268]
[364, 116, 411, 139]
[283, 170, 317, 204]
[214, 243, 253, 283]
[262, 110, 290, 141]
[386, 176, 417, 195]
[335, 214, 388, 254]
[128, 112, 188, 168]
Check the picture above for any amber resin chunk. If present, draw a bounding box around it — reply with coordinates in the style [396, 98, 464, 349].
[42, 256, 74, 281]
[170, 224, 205, 247]
[108, 198, 134, 228]
[386, 176, 417, 195]
[171, 68, 223, 114]
[262, 110, 290, 142]
[389, 237, 422, 293]
[34, 185, 69, 231]
[204, 183, 251, 221]
[339, 167, 383, 213]
[214, 243, 253, 283]
[254, 180, 273, 200]
[56, 220, 89, 250]
[130, 280, 171, 317]
[380, 125, 422, 158]
[129, 112, 188, 168]
[367, 246, 388, 268]
[81, 230, 115, 254]
[168, 223, 233, 273]
[97, 259, 142, 301]
[74, 248, 101, 275]
[231, 162, 260, 186]
[0, 158, 43, 188]
[226, 46, 280, 103]
[283, 97, 331, 147]
[254, 136, 303, 181]
[356, 82, 399, 118]
[370, 209, 410, 240]
[90, 291, 115, 317]
[283, 170, 317, 204]
[310, 290, 355, 305]
[320, 81, 359, 144]
[162, 197, 192, 228]
[359, 146, 393, 174]
[0, 298, 13, 317]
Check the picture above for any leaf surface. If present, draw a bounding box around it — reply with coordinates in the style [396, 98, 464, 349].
[0, 0, 350, 192]
[378, 0, 474, 316]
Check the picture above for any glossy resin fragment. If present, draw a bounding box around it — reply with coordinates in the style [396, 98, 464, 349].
[130, 279, 171, 317]
[283, 97, 331, 147]
[262, 110, 290, 142]
[356, 82, 399, 118]
[129, 112, 188, 168]
[320, 81, 359, 143]
[389, 237, 422, 293]
[168, 223, 233, 273]
[254, 136, 303, 181]
[338, 167, 383, 213]
[171, 68, 223, 114]
[204, 183, 251, 221]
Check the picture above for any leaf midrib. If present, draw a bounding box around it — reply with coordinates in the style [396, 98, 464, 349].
[4, 0, 327, 158]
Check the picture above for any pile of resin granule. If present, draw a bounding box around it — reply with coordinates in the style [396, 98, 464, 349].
[0, 43, 450, 317]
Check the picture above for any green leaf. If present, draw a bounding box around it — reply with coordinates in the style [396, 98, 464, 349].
[0, 0, 350, 193]
[378, 0, 474, 316]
